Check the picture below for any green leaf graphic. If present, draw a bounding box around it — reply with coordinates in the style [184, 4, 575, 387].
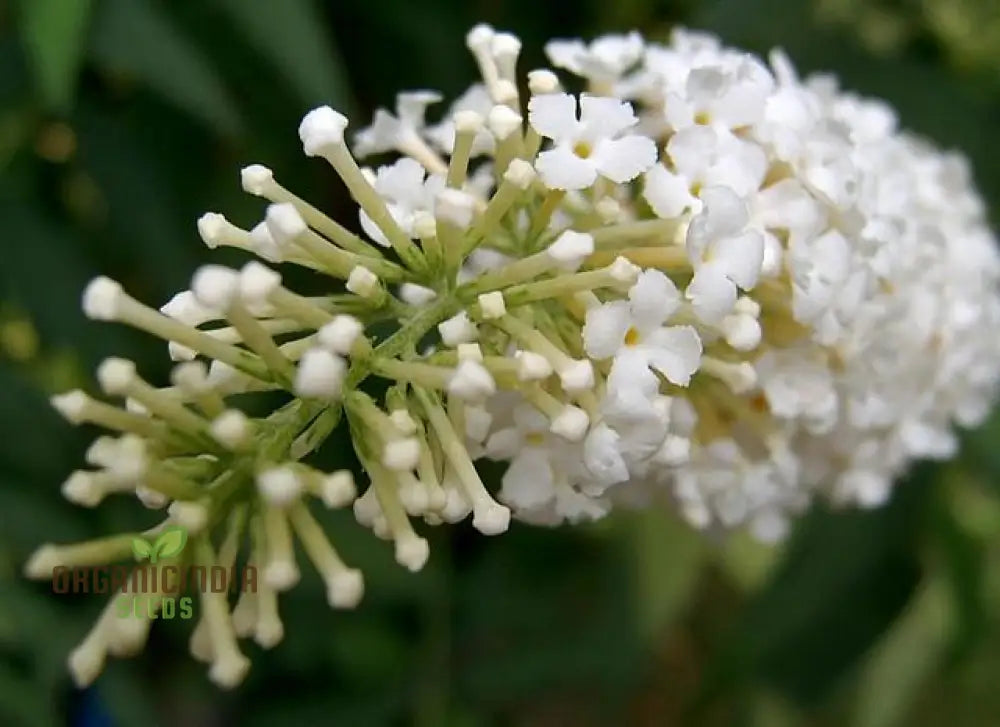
[153, 527, 187, 560]
[17, 0, 95, 111]
[131, 538, 153, 562]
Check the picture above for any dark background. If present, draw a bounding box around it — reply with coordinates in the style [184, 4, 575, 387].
[2, 0, 1000, 725]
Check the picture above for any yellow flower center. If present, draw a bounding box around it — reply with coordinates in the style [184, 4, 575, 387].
[524, 431, 546, 446]
[573, 141, 593, 159]
[624, 326, 641, 346]
[693, 111, 711, 125]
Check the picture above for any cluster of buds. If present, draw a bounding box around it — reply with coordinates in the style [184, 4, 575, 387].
[25, 25, 1000, 688]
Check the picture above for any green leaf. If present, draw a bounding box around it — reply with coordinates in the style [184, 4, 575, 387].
[131, 538, 154, 561]
[154, 527, 187, 560]
[933, 473, 987, 658]
[852, 578, 951, 727]
[0, 662, 53, 727]
[16, 0, 93, 111]
[0, 202, 123, 366]
[89, 0, 242, 137]
[629, 509, 704, 638]
[718, 529, 785, 593]
[700, 466, 932, 708]
[0, 362, 81, 484]
[216, 0, 353, 110]
[96, 662, 164, 727]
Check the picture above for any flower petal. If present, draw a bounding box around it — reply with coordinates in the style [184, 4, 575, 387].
[358, 209, 391, 247]
[583, 300, 631, 359]
[629, 269, 681, 330]
[485, 427, 520, 460]
[353, 109, 401, 157]
[644, 325, 704, 386]
[544, 39, 588, 75]
[643, 165, 695, 219]
[527, 92, 579, 142]
[604, 349, 661, 420]
[512, 403, 549, 433]
[553, 485, 610, 522]
[396, 90, 442, 127]
[592, 135, 657, 183]
[583, 423, 630, 485]
[500, 449, 555, 509]
[374, 157, 427, 204]
[713, 229, 764, 289]
[579, 94, 637, 139]
[685, 264, 737, 323]
[686, 185, 748, 261]
[535, 145, 598, 190]
[667, 125, 718, 177]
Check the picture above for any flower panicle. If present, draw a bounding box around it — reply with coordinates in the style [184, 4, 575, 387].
[27, 23, 1000, 688]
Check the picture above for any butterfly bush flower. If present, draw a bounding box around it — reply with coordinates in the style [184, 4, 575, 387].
[25, 23, 1000, 689]
[528, 93, 658, 189]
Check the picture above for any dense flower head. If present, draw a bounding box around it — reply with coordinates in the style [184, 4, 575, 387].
[27, 24, 1000, 688]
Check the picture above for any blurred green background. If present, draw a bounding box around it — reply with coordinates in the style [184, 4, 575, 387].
[2, 0, 1000, 725]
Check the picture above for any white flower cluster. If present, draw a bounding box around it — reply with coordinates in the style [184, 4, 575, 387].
[27, 24, 1000, 688]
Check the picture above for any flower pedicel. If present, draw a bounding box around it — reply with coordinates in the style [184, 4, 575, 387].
[25, 25, 1000, 688]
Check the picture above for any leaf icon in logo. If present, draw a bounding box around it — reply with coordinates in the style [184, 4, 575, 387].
[153, 527, 187, 562]
[132, 537, 154, 562]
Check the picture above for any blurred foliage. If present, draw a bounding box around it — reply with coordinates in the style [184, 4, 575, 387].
[1, 0, 1000, 725]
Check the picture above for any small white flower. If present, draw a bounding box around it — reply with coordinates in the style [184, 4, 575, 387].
[161, 290, 215, 326]
[320, 471, 357, 509]
[425, 84, 496, 156]
[788, 228, 853, 329]
[346, 266, 380, 297]
[684, 186, 764, 323]
[663, 58, 774, 131]
[294, 349, 346, 400]
[383, 438, 421, 472]
[528, 93, 657, 190]
[239, 261, 282, 306]
[435, 188, 477, 229]
[486, 105, 522, 140]
[319, 316, 364, 356]
[477, 292, 506, 320]
[584, 269, 703, 386]
[582, 423, 630, 488]
[438, 312, 478, 346]
[550, 405, 590, 442]
[358, 158, 445, 246]
[643, 126, 767, 218]
[835, 469, 892, 509]
[299, 106, 349, 156]
[398, 282, 437, 305]
[83, 277, 124, 321]
[248, 221, 284, 262]
[211, 409, 251, 450]
[756, 348, 838, 433]
[546, 229, 594, 270]
[447, 360, 495, 401]
[486, 404, 606, 521]
[353, 91, 441, 158]
[515, 350, 553, 381]
[545, 32, 645, 86]
[191, 265, 240, 312]
[257, 467, 303, 506]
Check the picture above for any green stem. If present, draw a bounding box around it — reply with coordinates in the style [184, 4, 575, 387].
[345, 297, 460, 388]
